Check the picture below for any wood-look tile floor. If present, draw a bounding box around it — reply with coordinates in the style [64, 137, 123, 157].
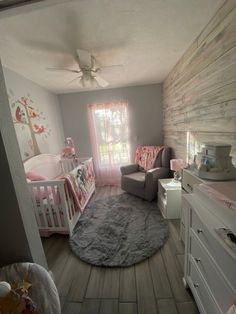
[42, 186, 199, 314]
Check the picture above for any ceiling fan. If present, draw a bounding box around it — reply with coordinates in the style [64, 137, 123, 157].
[47, 49, 118, 88]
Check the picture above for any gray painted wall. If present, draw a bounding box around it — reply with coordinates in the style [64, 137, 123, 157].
[0, 61, 47, 268]
[59, 84, 163, 160]
[3, 67, 65, 160]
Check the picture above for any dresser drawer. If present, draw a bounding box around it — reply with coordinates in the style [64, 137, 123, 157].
[190, 234, 235, 312]
[180, 193, 189, 243]
[182, 170, 203, 193]
[181, 196, 189, 226]
[190, 208, 236, 292]
[188, 259, 221, 314]
[180, 222, 185, 243]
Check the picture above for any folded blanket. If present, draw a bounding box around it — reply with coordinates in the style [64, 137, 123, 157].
[135, 145, 164, 171]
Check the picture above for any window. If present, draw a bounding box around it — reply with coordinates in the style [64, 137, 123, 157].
[88, 101, 130, 185]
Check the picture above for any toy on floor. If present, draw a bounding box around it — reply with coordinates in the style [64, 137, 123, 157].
[0, 278, 37, 314]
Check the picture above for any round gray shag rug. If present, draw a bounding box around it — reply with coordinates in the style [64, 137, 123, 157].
[69, 193, 169, 267]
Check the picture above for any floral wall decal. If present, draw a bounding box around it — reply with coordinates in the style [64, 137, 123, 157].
[9, 93, 51, 160]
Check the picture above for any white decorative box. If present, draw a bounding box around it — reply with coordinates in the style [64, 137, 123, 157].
[194, 143, 236, 180]
[202, 143, 231, 157]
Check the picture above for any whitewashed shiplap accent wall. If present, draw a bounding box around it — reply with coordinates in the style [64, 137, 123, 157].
[163, 0, 236, 166]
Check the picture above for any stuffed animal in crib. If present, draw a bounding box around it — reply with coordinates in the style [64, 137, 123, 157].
[0, 280, 37, 314]
[62, 137, 76, 158]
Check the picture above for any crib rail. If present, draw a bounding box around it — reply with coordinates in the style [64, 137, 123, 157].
[28, 179, 80, 236]
[60, 157, 92, 174]
[26, 156, 95, 237]
[60, 158, 79, 174]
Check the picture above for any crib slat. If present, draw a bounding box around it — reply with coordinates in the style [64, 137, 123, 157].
[58, 182, 71, 230]
[44, 185, 55, 228]
[61, 158, 78, 173]
[36, 184, 48, 228]
[28, 184, 41, 227]
[64, 183, 73, 220]
[51, 184, 63, 228]
[69, 185, 76, 217]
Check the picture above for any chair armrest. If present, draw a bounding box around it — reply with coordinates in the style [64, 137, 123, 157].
[120, 164, 139, 175]
[146, 167, 170, 181]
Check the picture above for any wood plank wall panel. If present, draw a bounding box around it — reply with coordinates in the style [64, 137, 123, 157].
[163, 0, 236, 166]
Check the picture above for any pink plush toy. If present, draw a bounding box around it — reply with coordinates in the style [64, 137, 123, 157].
[62, 137, 76, 158]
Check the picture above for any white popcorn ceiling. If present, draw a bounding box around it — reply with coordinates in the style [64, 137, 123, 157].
[0, 0, 224, 94]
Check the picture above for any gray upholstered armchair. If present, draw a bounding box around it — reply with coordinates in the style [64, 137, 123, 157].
[120, 147, 171, 201]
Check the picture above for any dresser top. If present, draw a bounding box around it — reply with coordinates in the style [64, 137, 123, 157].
[159, 178, 182, 190]
[198, 181, 236, 214]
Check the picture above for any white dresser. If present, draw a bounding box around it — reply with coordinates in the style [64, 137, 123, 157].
[181, 169, 204, 243]
[183, 183, 236, 314]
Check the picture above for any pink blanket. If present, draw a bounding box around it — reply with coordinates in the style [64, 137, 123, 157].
[135, 146, 164, 171]
[63, 174, 83, 213]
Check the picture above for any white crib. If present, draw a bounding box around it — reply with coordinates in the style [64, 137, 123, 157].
[24, 154, 95, 237]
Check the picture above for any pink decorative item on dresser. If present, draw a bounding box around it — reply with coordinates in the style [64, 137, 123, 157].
[170, 158, 184, 182]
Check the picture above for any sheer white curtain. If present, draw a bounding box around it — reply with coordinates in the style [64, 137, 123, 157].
[87, 101, 130, 186]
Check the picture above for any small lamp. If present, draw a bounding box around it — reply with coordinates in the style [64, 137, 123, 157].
[170, 159, 184, 182]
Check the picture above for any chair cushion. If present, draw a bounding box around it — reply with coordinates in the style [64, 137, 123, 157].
[123, 172, 146, 188]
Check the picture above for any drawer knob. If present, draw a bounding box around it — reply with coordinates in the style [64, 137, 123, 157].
[197, 229, 203, 234]
[195, 257, 201, 263]
[194, 283, 199, 288]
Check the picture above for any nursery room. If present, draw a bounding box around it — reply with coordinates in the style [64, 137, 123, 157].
[0, 0, 236, 314]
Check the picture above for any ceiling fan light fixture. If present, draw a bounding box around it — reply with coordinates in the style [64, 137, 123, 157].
[79, 75, 96, 88]
[47, 49, 111, 89]
[91, 77, 99, 88]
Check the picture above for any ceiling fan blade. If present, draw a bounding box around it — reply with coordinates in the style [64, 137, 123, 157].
[47, 67, 81, 74]
[100, 64, 123, 74]
[91, 55, 98, 71]
[101, 64, 123, 69]
[79, 76, 89, 88]
[66, 76, 83, 86]
[94, 75, 109, 88]
[76, 49, 92, 68]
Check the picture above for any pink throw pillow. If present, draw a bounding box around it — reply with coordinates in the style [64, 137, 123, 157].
[26, 171, 48, 181]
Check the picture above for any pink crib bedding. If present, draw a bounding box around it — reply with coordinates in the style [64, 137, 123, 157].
[36, 159, 95, 234]
[66, 158, 95, 208]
